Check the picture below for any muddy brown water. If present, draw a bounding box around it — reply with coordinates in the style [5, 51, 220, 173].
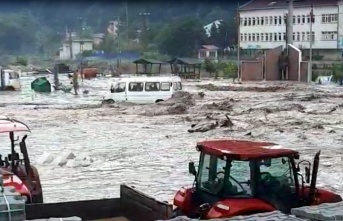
[0, 75, 343, 203]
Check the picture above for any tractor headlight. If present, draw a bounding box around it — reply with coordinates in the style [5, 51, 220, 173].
[216, 203, 230, 211]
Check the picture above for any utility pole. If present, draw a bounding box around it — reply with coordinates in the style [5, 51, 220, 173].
[287, 0, 294, 45]
[309, 4, 314, 82]
[125, 2, 129, 44]
[139, 12, 151, 51]
[77, 17, 84, 82]
[66, 26, 73, 59]
[236, 4, 241, 82]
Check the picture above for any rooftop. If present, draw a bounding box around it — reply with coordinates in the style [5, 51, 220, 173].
[200, 45, 219, 50]
[239, 0, 339, 11]
[197, 139, 298, 160]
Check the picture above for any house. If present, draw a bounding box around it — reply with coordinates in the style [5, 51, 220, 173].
[59, 39, 94, 60]
[93, 33, 105, 46]
[198, 45, 219, 61]
[239, 0, 341, 59]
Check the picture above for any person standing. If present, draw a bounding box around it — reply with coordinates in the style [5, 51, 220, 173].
[278, 50, 288, 80]
[72, 70, 79, 95]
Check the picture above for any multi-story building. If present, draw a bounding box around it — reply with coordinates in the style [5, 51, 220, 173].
[239, 0, 341, 59]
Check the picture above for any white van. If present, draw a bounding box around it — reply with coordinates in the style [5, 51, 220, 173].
[102, 76, 183, 104]
[0, 69, 21, 91]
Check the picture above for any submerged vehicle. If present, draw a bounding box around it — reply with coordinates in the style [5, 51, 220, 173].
[102, 75, 183, 104]
[173, 139, 342, 219]
[0, 68, 21, 90]
[0, 116, 43, 203]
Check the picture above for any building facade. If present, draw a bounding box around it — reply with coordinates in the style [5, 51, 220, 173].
[59, 39, 93, 60]
[239, 0, 341, 59]
[198, 45, 219, 61]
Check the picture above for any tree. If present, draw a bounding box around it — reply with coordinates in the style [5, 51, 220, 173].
[204, 59, 217, 77]
[154, 16, 207, 57]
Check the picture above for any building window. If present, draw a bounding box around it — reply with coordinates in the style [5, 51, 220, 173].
[248, 18, 251, 26]
[240, 33, 243, 42]
[297, 15, 301, 24]
[296, 32, 300, 41]
[321, 31, 338, 40]
[278, 32, 282, 41]
[265, 16, 269, 25]
[322, 14, 338, 23]
[311, 32, 315, 41]
[293, 32, 295, 41]
[252, 33, 256, 41]
[269, 16, 273, 25]
[243, 18, 247, 26]
[261, 33, 265, 41]
[257, 17, 260, 25]
[252, 17, 256, 25]
[269, 33, 273, 41]
[302, 15, 306, 24]
[248, 33, 251, 41]
[293, 16, 296, 23]
[256, 33, 260, 41]
[278, 16, 282, 25]
[261, 17, 264, 25]
[306, 32, 310, 41]
[244, 33, 247, 41]
[274, 16, 278, 25]
[307, 15, 310, 23]
[301, 32, 305, 41]
[283, 32, 286, 41]
[274, 33, 277, 41]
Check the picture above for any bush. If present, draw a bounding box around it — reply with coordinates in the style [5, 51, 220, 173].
[15, 56, 28, 66]
[204, 59, 217, 76]
[218, 61, 238, 79]
[331, 63, 343, 82]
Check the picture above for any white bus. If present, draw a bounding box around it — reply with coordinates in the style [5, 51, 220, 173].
[102, 76, 183, 104]
[0, 69, 21, 91]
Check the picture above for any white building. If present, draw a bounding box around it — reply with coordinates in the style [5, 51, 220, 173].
[59, 39, 93, 60]
[198, 45, 219, 61]
[239, 0, 341, 58]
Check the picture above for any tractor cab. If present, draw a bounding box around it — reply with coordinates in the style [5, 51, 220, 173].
[0, 116, 43, 204]
[173, 140, 342, 219]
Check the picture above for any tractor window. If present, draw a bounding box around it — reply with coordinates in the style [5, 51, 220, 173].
[259, 157, 295, 192]
[198, 154, 252, 197]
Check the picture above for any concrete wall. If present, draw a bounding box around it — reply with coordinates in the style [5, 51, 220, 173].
[265, 46, 283, 80]
[288, 44, 301, 81]
[240, 61, 263, 81]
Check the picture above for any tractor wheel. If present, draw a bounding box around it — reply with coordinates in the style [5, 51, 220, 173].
[103, 99, 115, 104]
[30, 165, 44, 203]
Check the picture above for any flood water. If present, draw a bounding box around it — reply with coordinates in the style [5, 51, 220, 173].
[1, 75, 343, 203]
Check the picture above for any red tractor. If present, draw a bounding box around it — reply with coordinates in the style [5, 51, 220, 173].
[173, 139, 342, 219]
[0, 116, 43, 204]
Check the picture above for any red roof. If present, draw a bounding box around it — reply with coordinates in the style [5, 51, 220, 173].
[197, 139, 298, 160]
[240, 0, 338, 11]
[0, 116, 30, 133]
[201, 45, 219, 50]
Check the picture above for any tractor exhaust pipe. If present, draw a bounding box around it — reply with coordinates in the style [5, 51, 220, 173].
[308, 150, 320, 203]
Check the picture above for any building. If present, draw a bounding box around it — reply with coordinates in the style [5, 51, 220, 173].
[59, 39, 93, 60]
[198, 45, 219, 61]
[239, 0, 341, 59]
[93, 33, 105, 46]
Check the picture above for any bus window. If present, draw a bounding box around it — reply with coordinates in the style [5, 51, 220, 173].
[145, 82, 160, 91]
[111, 82, 126, 93]
[161, 82, 171, 91]
[177, 82, 182, 90]
[129, 82, 144, 91]
[173, 82, 178, 91]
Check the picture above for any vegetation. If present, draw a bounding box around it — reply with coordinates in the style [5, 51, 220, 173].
[0, 1, 246, 57]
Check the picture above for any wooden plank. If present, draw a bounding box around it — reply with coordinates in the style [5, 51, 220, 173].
[120, 184, 173, 221]
[26, 198, 123, 220]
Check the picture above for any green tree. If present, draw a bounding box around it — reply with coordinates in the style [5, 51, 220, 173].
[204, 59, 217, 76]
[154, 16, 207, 57]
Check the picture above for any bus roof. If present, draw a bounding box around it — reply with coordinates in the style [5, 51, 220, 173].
[113, 75, 182, 83]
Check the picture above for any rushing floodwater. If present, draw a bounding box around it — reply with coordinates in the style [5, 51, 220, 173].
[1, 75, 343, 203]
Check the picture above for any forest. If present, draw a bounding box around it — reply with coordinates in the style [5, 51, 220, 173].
[0, 1, 248, 57]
